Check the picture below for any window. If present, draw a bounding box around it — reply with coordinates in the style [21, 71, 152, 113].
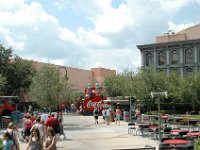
[171, 50, 179, 64]
[186, 68, 192, 72]
[158, 51, 165, 65]
[146, 53, 152, 66]
[185, 49, 193, 64]
[157, 69, 166, 73]
[185, 67, 193, 76]
[170, 68, 179, 74]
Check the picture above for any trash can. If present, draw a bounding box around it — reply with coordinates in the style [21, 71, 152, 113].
[123, 111, 130, 122]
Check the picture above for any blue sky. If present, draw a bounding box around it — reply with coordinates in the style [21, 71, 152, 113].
[0, 0, 200, 72]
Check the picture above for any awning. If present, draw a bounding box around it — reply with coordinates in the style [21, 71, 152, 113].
[103, 99, 129, 103]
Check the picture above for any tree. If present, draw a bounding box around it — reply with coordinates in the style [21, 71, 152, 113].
[104, 66, 200, 113]
[104, 74, 125, 97]
[28, 64, 71, 109]
[0, 44, 12, 73]
[0, 74, 6, 92]
[0, 44, 35, 95]
[3, 56, 35, 95]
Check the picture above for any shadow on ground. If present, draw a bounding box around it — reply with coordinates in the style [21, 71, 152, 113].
[63, 123, 94, 131]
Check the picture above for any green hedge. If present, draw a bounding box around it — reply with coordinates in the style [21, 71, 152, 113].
[0, 138, 3, 149]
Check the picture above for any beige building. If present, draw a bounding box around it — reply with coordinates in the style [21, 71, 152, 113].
[31, 60, 116, 92]
[137, 24, 200, 77]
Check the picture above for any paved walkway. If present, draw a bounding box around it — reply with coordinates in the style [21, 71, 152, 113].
[0, 114, 160, 150]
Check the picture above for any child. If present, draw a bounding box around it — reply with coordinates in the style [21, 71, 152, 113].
[3, 132, 14, 150]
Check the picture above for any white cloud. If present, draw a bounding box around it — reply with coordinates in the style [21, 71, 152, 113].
[0, 0, 200, 72]
[0, 0, 24, 11]
[94, 4, 134, 33]
[168, 21, 195, 33]
[77, 27, 110, 47]
[59, 27, 78, 44]
[159, 0, 191, 13]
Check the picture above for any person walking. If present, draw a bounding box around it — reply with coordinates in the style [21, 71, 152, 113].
[26, 128, 43, 150]
[6, 122, 20, 150]
[44, 127, 57, 150]
[105, 107, 110, 126]
[93, 108, 99, 124]
[115, 106, 121, 125]
[3, 132, 14, 150]
[102, 109, 106, 123]
[57, 112, 67, 140]
[46, 114, 60, 140]
[30, 117, 45, 143]
[23, 115, 33, 143]
[58, 121, 67, 140]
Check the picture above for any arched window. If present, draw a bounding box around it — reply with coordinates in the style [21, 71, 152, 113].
[146, 53, 152, 66]
[185, 49, 193, 64]
[171, 50, 179, 64]
[158, 51, 165, 65]
[157, 69, 166, 73]
[186, 68, 192, 72]
[185, 67, 193, 76]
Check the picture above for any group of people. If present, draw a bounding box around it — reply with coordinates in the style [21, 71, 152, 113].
[93, 106, 122, 126]
[3, 112, 66, 150]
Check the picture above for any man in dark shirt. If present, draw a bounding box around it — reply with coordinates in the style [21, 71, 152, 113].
[93, 108, 99, 124]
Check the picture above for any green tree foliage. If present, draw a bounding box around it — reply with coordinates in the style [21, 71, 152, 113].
[68, 92, 80, 104]
[164, 72, 182, 102]
[0, 44, 12, 73]
[0, 44, 35, 95]
[134, 67, 168, 104]
[3, 56, 35, 95]
[28, 64, 71, 108]
[0, 74, 6, 88]
[103, 66, 200, 112]
[104, 74, 125, 97]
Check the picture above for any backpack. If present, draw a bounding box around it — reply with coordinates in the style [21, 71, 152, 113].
[52, 119, 60, 134]
[95, 110, 98, 114]
[8, 130, 15, 145]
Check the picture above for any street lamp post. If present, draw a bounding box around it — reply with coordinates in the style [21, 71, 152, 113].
[130, 97, 132, 122]
[150, 91, 167, 142]
[57, 66, 68, 112]
[129, 96, 136, 122]
[57, 66, 68, 80]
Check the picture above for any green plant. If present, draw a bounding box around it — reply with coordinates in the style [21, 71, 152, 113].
[195, 137, 200, 150]
[0, 138, 3, 149]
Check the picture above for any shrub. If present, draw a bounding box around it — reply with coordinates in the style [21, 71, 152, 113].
[0, 138, 3, 149]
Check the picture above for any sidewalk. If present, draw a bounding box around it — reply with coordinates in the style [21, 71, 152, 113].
[64, 115, 159, 150]
[0, 115, 160, 150]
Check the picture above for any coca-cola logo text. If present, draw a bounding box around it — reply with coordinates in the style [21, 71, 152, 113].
[87, 100, 110, 109]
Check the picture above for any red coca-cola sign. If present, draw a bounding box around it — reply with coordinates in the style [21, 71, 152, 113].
[84, 97, 110, 111]
[83, 87, 110, 113]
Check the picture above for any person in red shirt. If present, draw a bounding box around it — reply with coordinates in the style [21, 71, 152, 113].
[46, 114, 57, 128]
[46, 114, 61, 139]
[31, 113, 36, 124]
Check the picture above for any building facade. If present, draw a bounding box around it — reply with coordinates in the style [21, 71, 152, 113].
[137, 24, 200, 78]
[31, 60, 116, 92]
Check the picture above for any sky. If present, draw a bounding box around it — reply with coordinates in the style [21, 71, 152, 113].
[0, 0, 200, 73]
